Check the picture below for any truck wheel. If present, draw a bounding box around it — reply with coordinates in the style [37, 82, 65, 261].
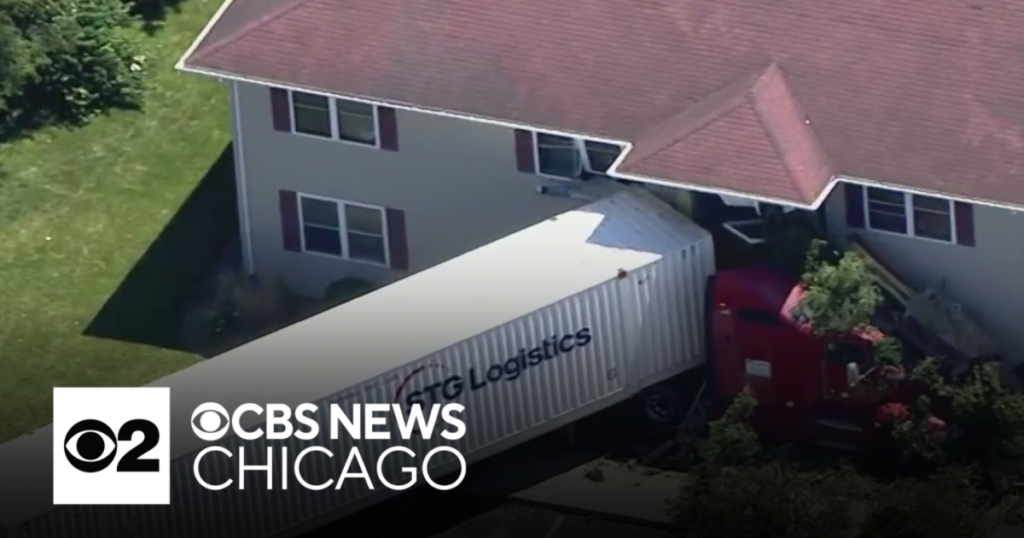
[640, 386, 684, 428]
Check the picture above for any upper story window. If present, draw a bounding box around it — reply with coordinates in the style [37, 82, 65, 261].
[270, 87, 399, 151]
[290, 91, 379, 147]
[585, 141, 622, 173]
[864, 186, 955, 243]
[533, 132, 624, 180]
[537, 133, 580, 177]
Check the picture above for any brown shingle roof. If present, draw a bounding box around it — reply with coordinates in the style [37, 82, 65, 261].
[618, 63, 834, 204]
[182, 0, 1024, 207]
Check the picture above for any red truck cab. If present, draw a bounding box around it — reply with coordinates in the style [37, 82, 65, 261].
[708, 265, 927, 449]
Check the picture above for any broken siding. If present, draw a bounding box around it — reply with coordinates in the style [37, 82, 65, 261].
[823, 186, 1024, 365]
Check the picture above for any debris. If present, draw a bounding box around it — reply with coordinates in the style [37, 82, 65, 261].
[584, 467, 605, 482]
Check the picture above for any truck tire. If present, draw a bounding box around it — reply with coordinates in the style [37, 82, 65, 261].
[639, 385, 685, 428]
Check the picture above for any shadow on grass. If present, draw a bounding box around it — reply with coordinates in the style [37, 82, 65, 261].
[0, 111, 48, 146]
[128, 0, 188, 34]
[83, 143, 239, 351]
[0, 102, 143, 146]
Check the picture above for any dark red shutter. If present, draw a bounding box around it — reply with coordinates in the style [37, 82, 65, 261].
[270, 88, 291, 132]
[514, 129, 535, 173]
[378, 107, 399, 151]
[279, 190, 301, 252]
[386, 208, 409, 270]
[954, 201, 975, 247]
[844, 183, 866, 229]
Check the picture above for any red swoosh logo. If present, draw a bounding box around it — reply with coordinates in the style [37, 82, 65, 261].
[391, 364, 444, 438]
[392, 365, 428, 405]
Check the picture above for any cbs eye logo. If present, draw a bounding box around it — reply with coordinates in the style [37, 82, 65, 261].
[63, 418, 161, 473]
[191, 402, 231, 441]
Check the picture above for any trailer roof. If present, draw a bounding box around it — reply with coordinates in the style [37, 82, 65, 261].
[0, 188, 710, 528]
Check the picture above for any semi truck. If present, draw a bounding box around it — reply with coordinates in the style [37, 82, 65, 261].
[0, 188, 979, 538]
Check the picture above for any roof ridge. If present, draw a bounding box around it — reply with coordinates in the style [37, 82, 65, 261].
[190, 0, 318, 64]
[626, 66, 769, 166]
[745, 63, 831, 202]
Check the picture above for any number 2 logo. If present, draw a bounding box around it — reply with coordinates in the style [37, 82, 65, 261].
[63, 418, 161, 473]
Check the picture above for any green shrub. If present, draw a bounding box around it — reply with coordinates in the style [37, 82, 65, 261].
[323, 277, 376, 307]
[697, 386, 761, 467]
[858, 466, 992, 538]
[0, 0, 145, 133]
[202, 272, 300, 344]
[673, 464, 865, 538]
[0, 11, 33, 112]
[906, 358, 1024, 463]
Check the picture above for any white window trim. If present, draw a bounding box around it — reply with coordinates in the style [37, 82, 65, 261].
[531, 131, 622, 181]
[862, 188, 958, 245]
[296, 193, 391, 267]
[722, 219, 767, 245]
[288, 91, 382, 149]
[584, 141, 622, 176]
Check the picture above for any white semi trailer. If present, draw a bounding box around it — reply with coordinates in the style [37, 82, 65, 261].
[0, 189, 715, 538]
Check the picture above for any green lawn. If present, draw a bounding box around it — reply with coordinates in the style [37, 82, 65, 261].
[0, 0, 234, 442]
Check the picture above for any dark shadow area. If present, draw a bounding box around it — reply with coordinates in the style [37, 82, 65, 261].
[0, 104, 144, 146]
[300, 406, 622, 538]
[83, 143, 239, 350]
[0, 111, 48, 146]
[127, 0, 187, 33]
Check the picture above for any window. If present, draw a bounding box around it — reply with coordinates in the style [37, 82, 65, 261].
[290, 91, 379, 147]
[299, 195, 388, 265]
[722, 219, 767, 245]
[911, 195, 953, 242]
[864, 187, 955, 242]
[292, 93, 332, 138]
[584, 141, 621, 173]
[335, 99, 377, 145]
[533, 133, 623, 179]
[737, 308, 780, 325]
[825, 342, 867, 366]
[537, 133, 582, 178]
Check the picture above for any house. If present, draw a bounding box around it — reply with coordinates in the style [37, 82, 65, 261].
[176, 0, 1024, 364]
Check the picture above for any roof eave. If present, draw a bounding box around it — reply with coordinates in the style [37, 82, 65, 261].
[174, 0, 239, 73]
[175, 45, 1024, 213]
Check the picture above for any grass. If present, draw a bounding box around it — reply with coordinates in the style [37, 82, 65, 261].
[0, 0, 234, 442]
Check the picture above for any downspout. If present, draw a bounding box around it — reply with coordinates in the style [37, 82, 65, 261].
[230, 81, 255, 275]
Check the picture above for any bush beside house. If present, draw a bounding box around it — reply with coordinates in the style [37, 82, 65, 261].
[322, 277, 376, 309]
[181, 273, 378, 357]
[182, 271, 301, 356]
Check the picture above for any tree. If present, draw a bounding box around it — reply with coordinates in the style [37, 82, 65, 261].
[0, 8, 37, 126]
[695, 385, 760, 468]
[672, 388, 866, 538]
[907, 358, 1024, 464]
[799, 239, 882, 337]
[857, 466, 994, 538]
[671, 381, 999, 538]
[674, 463, 865, 538]
[0, 0, 146, 136]
[798, 240, 904, 369]
[798, 240, 1024, 468]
